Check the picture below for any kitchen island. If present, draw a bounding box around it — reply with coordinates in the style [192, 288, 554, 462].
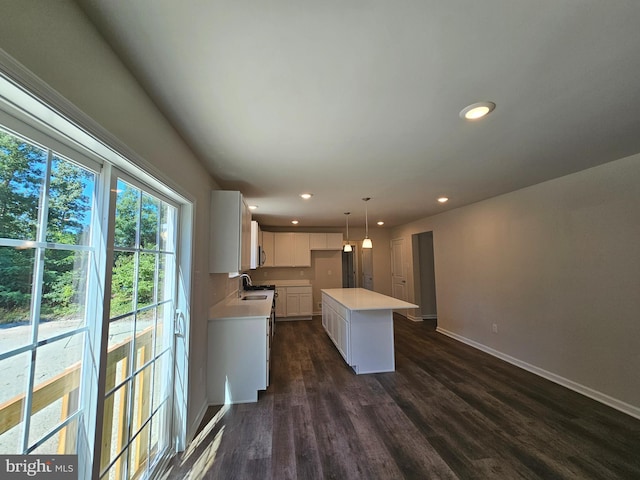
[321, 288, 418, 374]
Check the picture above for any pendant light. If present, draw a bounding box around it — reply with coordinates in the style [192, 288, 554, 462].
[362, 197, 372, 249]
[343, 212, 352, 252]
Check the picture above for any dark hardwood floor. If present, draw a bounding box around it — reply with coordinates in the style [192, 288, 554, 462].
[162, 315, 640, 479]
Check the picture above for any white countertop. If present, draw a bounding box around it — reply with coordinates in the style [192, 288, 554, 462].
[321, 288, 418, 311]
[209, 290, 274, 320]
[255, 279, 311, 287]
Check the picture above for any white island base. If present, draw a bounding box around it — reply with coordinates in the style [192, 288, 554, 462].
[321, 288, 418, 374]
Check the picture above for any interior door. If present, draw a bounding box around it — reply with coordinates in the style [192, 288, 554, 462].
[391, 238, 407, 301]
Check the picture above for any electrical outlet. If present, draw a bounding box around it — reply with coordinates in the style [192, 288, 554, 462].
[318, 302, 322, 309]
[492, 323, 498, 334]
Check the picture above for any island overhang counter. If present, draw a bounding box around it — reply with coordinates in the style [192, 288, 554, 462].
[321, 288, 418, 374]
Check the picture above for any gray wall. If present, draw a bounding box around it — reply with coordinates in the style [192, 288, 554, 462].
[392, 154, 640, 416]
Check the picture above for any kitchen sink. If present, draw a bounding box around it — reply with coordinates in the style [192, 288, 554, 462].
[242, 295, 268, 301]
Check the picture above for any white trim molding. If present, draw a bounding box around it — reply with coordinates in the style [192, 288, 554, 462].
[436, 327, 640, 421]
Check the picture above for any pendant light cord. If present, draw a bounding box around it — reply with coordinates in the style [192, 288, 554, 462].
[345, 212, 350, 242]
[365, 203, 368, 237]
[362, 197, 371, 238]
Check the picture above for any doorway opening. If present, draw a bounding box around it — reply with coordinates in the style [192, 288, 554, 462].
[341, 250, 356, 288]
[361, 247, 373, 290]
[412, 231, 437, 326]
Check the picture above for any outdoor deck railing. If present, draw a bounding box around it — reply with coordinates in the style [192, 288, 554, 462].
[0, 326, 154, 479]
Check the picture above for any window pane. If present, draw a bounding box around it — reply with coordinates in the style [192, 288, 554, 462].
[134, 310, 154, 370]
[0, 352, 30, 453]
[40, 250, 88, 341]
[46, 155, 95, 245]
[132, 365, 153, 438]
[158, 254, 174, 305]
[129, 423, 150, 479]
[154, 304, 171, 357]
[111, 251, 135, 317]
[100, 452, 128, 480]
[137, 252, 156, 310]
[0, 129, 46, 241]
[107, 315, 135, 384]
[0, 246, 35, 348]
[30, 417, 78, 455]
[140, 193, 159, 250]
[101, 384, 129, 477]
[28, 334, 84, 449]
[149, 402, 169, 464]
[152, 352, 170, 413]
[114, 180, 140, 249]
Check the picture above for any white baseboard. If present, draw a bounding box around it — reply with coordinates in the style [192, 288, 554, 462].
[436, 327, 640, 421]
[406, 314, 437, 322]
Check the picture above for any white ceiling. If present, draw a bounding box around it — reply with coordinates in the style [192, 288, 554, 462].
[76, 0, 640, 228]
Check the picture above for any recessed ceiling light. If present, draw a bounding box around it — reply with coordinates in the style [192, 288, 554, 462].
[291, 220, 299, 225]
[460, 101, 495, 120]
[300, 193, 313, 200]
[377, 221, 384, 226]
[248, 205, 258, 210]
[438, 197, 449, 203]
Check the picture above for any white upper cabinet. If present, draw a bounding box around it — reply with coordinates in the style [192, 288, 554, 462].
[260, 231, 344, 267]
[209, 190, 251, 273]
[294, 233, 311, 266]
[310, 232, 343, 250]
[274, 232, 310, 267]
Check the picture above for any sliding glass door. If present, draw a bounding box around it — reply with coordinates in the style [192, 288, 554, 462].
[99, 175, 177, 479]
[0, 94, 187, 477]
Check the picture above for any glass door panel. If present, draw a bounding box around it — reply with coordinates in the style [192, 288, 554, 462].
[0, 127, 96, 456]
[101, 176, 177, 479]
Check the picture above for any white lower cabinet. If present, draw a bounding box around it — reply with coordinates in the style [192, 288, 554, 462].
[321, 293, 350, 363]
[276, 285, 312, 320]
[207, 316, 269, 404]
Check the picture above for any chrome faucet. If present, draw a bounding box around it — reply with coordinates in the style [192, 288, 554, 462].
[238, 273, 252, 296]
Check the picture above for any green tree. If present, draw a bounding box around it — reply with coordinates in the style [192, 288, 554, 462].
[110, 181, 159, 316]
[114, 183, 140, 247]
[1, 131, 94, 318]
[0, 132, 45, 314]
